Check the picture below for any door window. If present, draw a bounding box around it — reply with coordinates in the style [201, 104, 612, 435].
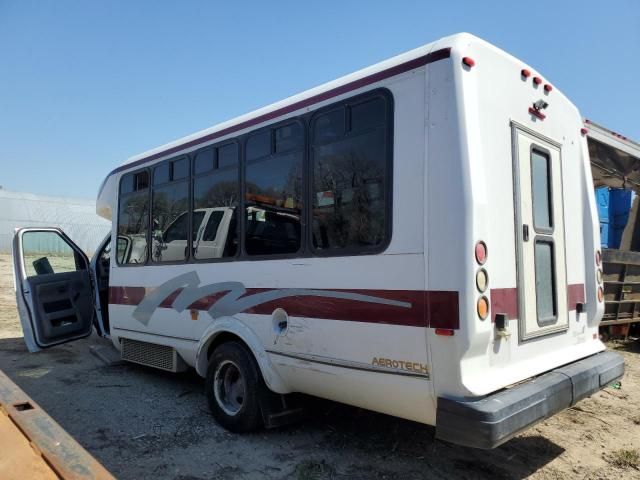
[531, 149, 553, 232]
[21, 230, 85, 277]
[534, 240, 557, 324]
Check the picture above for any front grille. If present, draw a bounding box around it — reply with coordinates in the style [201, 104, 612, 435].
[121, 338, 186, 372]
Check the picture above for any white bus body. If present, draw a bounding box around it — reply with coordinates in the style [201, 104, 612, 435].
[13, 33, 623, 448]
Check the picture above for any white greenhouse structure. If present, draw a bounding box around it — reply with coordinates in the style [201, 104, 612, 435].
[0, 189, 110, 255]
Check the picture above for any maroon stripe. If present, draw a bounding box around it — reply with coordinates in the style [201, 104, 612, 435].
[242, 289, 426, 327]
[109, 286, 457, 329]
[427, 291, 459, 330]
[107, 48, 451, 178]
[490, 288, 519, 322]
[567, 283, 585, 311]
[490, 283, 587, 322]
[109, 286, 146, 306]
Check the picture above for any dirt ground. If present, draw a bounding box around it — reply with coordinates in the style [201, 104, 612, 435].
[0, 252, 638, 480]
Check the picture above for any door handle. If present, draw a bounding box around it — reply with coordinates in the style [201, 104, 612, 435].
[523, 224, 530, 242]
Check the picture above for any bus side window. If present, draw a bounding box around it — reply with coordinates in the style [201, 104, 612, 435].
[244, 122, 303, 256]
[192, 143, 239, 260]
[151, 157, 190, 263]
[117, 170, 150, 265]
[311, 96, 391, 254]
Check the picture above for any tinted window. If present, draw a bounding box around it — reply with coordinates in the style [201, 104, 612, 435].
[193, 146, 239, 260]
[151, 159, 189, 263]
[246, 131, 271, 161]
[153, 163, 170, 184]
[535, 240, 557, 323]
[163, 212, 188, 243]
[245, 127, 303, 256]
[118, 171, 150, 264]
[531, 149, 552, 231]
[192, 210, 206, 241]
[313, 108, 345, 144]
[275, 123, 303, 153]
[135, 171, 149, 190]
[203, 210, 225, 241]
[120, 174, 134, 194]
[311, 96, 390, 253]
[172, 157, 189, 180]
[116, 237, 129, 264]
[194, 148, 215, 175]
[218, 143, 238, 168]
[351, 98, 386, 132]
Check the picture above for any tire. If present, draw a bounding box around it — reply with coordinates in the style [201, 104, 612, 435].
[205, 341, 264, 432]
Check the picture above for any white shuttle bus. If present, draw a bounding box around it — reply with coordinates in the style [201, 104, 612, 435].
[13, 33, 623, 448]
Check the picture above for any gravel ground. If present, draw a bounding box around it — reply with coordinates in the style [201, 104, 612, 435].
[0, 253, 638, 479]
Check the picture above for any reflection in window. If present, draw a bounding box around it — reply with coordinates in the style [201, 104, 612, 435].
[311, 96, 389, 252]
[531, 149, 553, 231]
[246, 130, 271, 161]
[535, 240, 557, 324]
[151, 158, 189, 262]
[245, 123, 303, 255]
[22, 231, 84, 277]
[118, 170, 149, 264]
[193, 143, 239, 259]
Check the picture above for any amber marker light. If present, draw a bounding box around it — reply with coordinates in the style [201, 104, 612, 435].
[477, 296, 490, 320]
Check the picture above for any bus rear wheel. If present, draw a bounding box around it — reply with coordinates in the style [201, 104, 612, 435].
[206, 341, 263, 432]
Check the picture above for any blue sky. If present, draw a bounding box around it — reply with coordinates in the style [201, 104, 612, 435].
[0, 1, 638, 198]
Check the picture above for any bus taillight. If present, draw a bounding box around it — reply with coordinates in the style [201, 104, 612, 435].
[475, 241, 487, 265]
[477, 296, 490, 320]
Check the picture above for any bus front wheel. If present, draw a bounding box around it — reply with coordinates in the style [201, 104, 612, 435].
[205, 341, 264, 432]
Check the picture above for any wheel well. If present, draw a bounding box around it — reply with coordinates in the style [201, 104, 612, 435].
[207, 331, 245, 360]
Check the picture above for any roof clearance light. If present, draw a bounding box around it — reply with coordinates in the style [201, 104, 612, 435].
[544, 84, 553, 92]
[462, 57, 475, 68]
[477, 296, 490, 320]
[521, 69, 531, 78]
[475, 240, 488, 265]
[597, 287, 604, 303]
[581, 128, 589, 136]
[533, 77, 542, 85]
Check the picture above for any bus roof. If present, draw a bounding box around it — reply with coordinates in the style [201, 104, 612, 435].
[118, 34, 463, 173]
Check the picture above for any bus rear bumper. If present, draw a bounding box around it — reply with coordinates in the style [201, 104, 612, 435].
[435, 351, 624, 449]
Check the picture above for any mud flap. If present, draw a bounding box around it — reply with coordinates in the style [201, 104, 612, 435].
[259, 389, 307, 429]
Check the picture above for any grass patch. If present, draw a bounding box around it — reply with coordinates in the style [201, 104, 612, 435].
[294, 460, 335, 480]
[608, 449, 640, 470]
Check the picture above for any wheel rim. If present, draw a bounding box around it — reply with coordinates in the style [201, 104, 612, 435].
[213, 360, 245, 416]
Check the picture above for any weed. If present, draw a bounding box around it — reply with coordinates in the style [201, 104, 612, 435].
[608, 449, 640, 470]
[294, 460, 335, 480]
